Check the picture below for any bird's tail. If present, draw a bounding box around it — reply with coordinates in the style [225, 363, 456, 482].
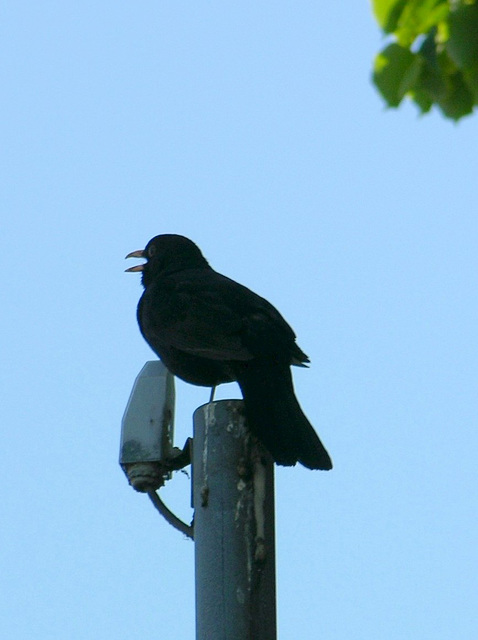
[235, 361, 332, 470]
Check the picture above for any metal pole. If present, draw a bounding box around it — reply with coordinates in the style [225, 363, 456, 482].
[193, 400, 276, 640]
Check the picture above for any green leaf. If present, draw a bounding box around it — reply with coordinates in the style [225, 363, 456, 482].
[419, 27, 439, 68]
[417, 34, 447, 101]
[411, 87, 433, 113]
[463, 62, 478, 100]
[395, 0, 449, 47]
[418, 60, 447, 101]
[398, 56, 424, 96]
[373, 43, 416, 106]
[447, 3, 478, 68]
[371, 0, 477, 120]
[437, 71, 475, 120]
[372, 0, 408, 33]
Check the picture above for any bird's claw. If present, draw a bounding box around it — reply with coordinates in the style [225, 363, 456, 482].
[163, 437, 193, 471]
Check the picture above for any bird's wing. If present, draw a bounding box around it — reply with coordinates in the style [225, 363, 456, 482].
[140, 270, 309, 365]
[240, 307, 310, 365]
[141, 282, 255, 361]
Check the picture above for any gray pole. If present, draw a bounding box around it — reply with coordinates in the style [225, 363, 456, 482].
[193, 400, 276, 640]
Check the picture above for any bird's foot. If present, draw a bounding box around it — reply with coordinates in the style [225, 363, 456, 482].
[163, 437, 192, 471]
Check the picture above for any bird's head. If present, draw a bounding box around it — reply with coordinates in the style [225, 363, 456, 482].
[125, 234, 209, 286]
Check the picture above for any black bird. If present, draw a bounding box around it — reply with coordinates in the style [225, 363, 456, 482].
[126, 234, 332, 470]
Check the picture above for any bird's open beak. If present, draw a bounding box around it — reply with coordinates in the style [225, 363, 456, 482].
[125, 250, 146, 272]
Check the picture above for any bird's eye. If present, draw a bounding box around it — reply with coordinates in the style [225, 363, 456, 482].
[148, 245, 156, 258]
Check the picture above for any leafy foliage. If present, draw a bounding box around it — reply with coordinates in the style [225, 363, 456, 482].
[372, 0, 478, 120]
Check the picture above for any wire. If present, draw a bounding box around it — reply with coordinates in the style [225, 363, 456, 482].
[147, 488, 194, 540]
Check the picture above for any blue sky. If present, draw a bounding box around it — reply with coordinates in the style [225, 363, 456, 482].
[2, 2, 477, 638]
